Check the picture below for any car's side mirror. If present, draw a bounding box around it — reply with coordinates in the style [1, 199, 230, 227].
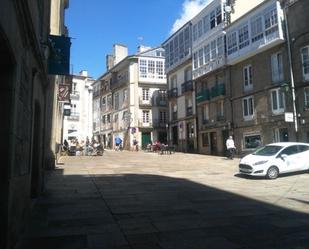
[280, 154, 288, 161]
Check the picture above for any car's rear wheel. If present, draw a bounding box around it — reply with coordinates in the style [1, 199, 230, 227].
[266, 166, 279, 179]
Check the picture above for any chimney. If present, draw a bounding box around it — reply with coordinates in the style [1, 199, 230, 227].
[106, 54, 114, 71]
[137, 45, 151, 53]
[113, 44, 128, 65]
[79, 70, 88, 77]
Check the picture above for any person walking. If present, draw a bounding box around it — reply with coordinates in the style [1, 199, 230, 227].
[226, 135, 236, 160]
[115, 136, 122, 151]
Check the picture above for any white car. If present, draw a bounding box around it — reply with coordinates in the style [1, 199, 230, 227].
[239, 142, 309, 179]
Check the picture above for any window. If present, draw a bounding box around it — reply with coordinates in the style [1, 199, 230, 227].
[271, 88, 285, 114]
[174, 37, 179, 63]
[193, 52, 198, 69]
[216, 6, 222, 25]
[210, 10, 216, 29]
[217, 100, 224, 120]
[102, 96, 106, 105]
[160, 111, 167, 123]
[107, 114, 111, 123]
[148, 60, 155, 77]
[243, 96, 254, 120]
[251, 15, 263, 43]
[102, 115, 106, 124]
[193, 24, 198, 41]
[114, 93, 119, 110]
[123, 89, 128, 102]
[243, 65, 253, 91]
[179, 31, 184, 59]
[139, 59, 147, 78]
[204, 44, 210, 63]
[264, 8, 278, 36]
[114, 113, 118, 123]
[142, 110, 150, 123]
[203, 15, 210, 33]
[301, 46, 309, 80]
[210, 40, 217, 60]
[244, 134, 262, 149]
[156, 61, 164, 79]
[198, 48, 204, 67]
[184, 26, 190, 56]
[198, 20, 203, 38]
[203, 104, 209, 121]
[184, 67, 192, 82]
[142, 88, 149, 101]
[239, 24, 249, 49]
[170, 75, 177, 89]
[271, 52, 284, 83]
[305, 87, 309, 109]
[279, 145, 299, 156]
[227, 31, 237, 55]
[217, 36, 224, 56]
[170, 41, 174, 66]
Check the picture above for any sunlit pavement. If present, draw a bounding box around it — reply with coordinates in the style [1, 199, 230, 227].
[17, 150, 309, 249]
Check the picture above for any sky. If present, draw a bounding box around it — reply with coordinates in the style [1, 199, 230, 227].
[66, 0, 211, 79]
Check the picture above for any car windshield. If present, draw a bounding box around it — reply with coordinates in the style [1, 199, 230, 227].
[253, 145, 283, 156]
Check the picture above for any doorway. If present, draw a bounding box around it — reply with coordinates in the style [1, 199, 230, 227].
[141, 132, 151, 149]
[210, 132, 218, 155]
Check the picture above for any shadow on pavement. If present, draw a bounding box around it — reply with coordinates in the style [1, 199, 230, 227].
[16, 169, 309, 249]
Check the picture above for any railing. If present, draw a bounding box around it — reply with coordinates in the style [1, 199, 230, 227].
[196, 89, 210, 103]
[168, 88, 178, 98]
[211, 83, 225, 98]
[154, 97, 168, 106]
[217, 115, 225, 122]
[138, 121, 153, 128]
[139, 97, 152, 107]
[181, 80, 194, 94]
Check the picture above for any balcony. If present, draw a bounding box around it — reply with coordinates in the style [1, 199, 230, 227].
[181, 80, 194, 94]
[196, 89, 210, 103]
[217, 115, 225, 122]
[139, 98, 152, 107]
[168, 88, 178, 99]
[193, 55, 226, 80]
[211, 83, 225, 98]
[67, 112, 79, 121]
[138, 121, 153, 128]
[154, 97, 167, 107]
[186, 106, 193, 116]
[152, 119, 167, 128]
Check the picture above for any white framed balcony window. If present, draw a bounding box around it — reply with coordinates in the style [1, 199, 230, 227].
[251, 15, 263, 43]
[203, 14, 210, 33]
[271, 88, 285, 114]
[217, 36, 224, 56]
[198, 20, 203, 38]
[193, 52, 198, 69]
[139, 59, 147, 78]
[227, 31, 237, 55]
[243, 65, 253, 91]
[271, 52, 284, 83]
[198, 48, 204, 67]
[304, 87, 309, 109]
[193, 24, 198, 41]
[142, 88, 149, 101]
[204, 44, 210, 63]
[243, 96, 254, 120]
[210, 40, 217, 60]
[301, 46, 309, 81]
[238, 24, 249, 49]
[264, 8, 278, 36]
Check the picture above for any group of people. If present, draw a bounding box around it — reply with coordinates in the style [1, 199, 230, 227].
[62, 137, 103, 156]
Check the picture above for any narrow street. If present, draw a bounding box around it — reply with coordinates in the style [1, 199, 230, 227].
[17, 151, 309, 249]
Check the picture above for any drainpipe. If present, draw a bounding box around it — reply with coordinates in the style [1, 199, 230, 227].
[283, 2, 298, 140]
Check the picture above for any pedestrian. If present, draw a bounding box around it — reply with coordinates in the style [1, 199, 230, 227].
[115, 136, 122, 151]
[226, 135, 236, 160]
[132, 138, 138, 152]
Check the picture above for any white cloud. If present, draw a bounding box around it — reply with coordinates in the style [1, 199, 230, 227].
[170, 0, 211, 35]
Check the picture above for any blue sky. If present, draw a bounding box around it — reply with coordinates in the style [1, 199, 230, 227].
[66, 0, 210, 79]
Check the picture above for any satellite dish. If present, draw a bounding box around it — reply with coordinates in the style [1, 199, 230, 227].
[225, 6, 232, 13]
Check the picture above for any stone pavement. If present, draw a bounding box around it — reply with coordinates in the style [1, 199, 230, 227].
[16, 150, 309, 249]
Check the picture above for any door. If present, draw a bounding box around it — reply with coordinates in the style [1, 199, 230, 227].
[142, 132, 151, 149]
[210, 132, 217, 155]
[277, 145, 302, 173]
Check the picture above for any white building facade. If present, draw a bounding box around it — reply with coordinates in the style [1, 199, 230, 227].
[63, 71, 94, 142]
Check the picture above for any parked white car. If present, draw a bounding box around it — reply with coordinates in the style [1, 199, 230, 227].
[239, 142, 309, 179]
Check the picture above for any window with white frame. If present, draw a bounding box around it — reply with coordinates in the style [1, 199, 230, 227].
[217, 36, 224, 56]
[179, 31, 184, 59]
[174, 37, 179, 63]
[243, 96, 254, 120]
[142, 110, 150, 123]
[251, 15, 264, 43]
[142, 88, 149, 101]
[217, 100, 224, 119]
[204, 44, 210, 63]
[193, 24, 198, 41]
[216, 6, 222, 25]
[198, 20, 203, 38]
[301, 46, 309, 80]
[193, 52, 198, 69]
[203, 15, 210, 33]
[170, 75, 177, 89]
[238, 24, 249, 49]
[243, 65, 253, 91]
[123, 89, 128, 102]
[160, 111, 167, 123]
[305, 87, 309, 109]
[227, 31, 237, 55]
[198, 48, 204, 67]
[156, 61, 164, 79]
[170, 41, 174, 66]
[210, 10, 216, 29]
[148, 60, 155, 78]
[244, 134, 262, 149]
[139, 59, 147, 78]
[210, 40, 217, 60]
[184, 26, 190, 56]
[271, 88, 285, 114]
[271, 52, 284, 83]
[264, 8, 278, 36]
[184, 67, 192, 82]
